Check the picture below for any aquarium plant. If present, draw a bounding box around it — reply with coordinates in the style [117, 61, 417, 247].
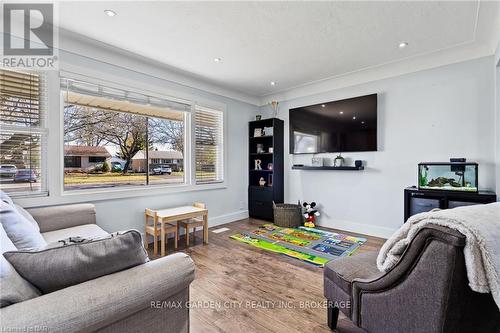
[419, 166, 428, 187]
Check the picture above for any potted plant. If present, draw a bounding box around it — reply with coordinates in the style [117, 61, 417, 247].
[334, 153, 344, 167]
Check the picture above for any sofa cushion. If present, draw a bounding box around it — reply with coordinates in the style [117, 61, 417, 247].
[4, 230, 149, 294]
[42, 224, 109, 243]
[28, 203, 96, 233]
[0, 201, 47, 250]
[324, 251, 382, 294]
[0, 223, 40, 308]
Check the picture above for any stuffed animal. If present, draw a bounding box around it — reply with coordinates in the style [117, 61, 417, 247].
[303, 202, 320, 228]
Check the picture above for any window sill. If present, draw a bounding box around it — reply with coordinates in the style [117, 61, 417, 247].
[14, 182, 227, 208]
[4, 191, 49, 199]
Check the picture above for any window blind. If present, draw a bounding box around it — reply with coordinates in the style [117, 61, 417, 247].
[195, 106, 224, 184]
[61, 78, 190, 120]
[0, 69, 47, 196]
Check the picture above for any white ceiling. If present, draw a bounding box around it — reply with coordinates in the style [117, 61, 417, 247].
[57, 1, 499, 101]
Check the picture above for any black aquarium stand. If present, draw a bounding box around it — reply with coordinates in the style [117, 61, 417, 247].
[248, 118, 284, 220]
[404, 186, 496, 222]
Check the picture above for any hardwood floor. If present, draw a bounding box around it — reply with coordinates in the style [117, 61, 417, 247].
[148, 218, 385, 333]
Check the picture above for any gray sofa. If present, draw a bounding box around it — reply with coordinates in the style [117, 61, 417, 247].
[1, 203, 196, 333]
[324, 225, 500, 333]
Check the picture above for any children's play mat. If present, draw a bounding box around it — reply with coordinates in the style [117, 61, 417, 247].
[230, 224, 367, 267]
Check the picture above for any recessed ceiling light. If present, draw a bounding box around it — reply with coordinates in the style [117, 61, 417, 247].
[399, 41, 408, 49]
[352, 116, 356, 120]
[321, 104, 325, 108]
[339, 111, 344, 115]
[104, 9, 117, 17]
[214, 57, 222, 62]
[270, 81, 276, 86]
[361, 121, 365, 124]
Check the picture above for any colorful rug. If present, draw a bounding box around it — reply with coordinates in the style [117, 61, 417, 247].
[230, 224, 367, 267]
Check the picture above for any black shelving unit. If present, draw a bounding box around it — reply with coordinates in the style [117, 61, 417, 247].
[248, 118, 284, 221]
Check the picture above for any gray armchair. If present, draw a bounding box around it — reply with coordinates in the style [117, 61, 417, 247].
[324, 225, 500, 333]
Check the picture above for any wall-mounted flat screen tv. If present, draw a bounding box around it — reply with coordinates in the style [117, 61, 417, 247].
[289, 94, 377, 154]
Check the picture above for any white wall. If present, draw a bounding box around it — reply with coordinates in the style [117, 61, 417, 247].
[15, 36, 259, 233]
[262, 57, 497, 238]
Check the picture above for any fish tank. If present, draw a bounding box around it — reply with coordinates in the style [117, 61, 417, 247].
[418, 162, 478, 193]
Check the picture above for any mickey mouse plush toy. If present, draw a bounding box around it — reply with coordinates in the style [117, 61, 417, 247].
[303, 202, 320, 228]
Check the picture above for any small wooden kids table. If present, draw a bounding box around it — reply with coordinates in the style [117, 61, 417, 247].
[145, 205, 208, 256]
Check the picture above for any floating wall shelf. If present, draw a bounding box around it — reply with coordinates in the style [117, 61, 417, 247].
[292, 166, 364, 171]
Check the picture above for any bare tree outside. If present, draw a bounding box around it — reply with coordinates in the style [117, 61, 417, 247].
[148, 117, 184, 153]
[64, 105, 148, 173]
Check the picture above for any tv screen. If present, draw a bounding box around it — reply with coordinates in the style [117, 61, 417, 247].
[289, 94, 377, 154]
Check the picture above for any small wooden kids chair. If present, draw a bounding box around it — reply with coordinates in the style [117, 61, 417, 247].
[144, 208, 178, 256]
[178, 202, 206, 246]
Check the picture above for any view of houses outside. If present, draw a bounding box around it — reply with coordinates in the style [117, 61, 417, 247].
[63, 102, 185, 190]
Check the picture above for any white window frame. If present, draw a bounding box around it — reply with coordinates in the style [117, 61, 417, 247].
[51, 71, 227, 202]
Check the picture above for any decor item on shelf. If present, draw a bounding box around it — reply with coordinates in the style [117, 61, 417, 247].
[355, 160, 363, 168]
[256, 144, 264, 153]
[255, 115, 262, 121]
[269, 100, 279, 118]
[263, 126, 274, 136]
[312, 157, 323, 167]
[253, 128, 262, 137]
[272, 201, 302, 228]
[254, 159, 262, 170]
[267, 163, 273, 171]
[418, 162, 478, 192]
[334, 154, 344, 167]
[268, 174, 273, 186]
[259, 177, 266, 187]
[303, 202, 320, 228]
[323, 158, 333, 167]
[268, 147, 274, 153]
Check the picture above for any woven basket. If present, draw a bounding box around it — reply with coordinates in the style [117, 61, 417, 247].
[273, 202, 303, 228]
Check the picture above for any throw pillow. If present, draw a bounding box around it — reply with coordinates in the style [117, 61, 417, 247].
[14, 204, 40, 232]
[4, 230, 149, 294]
[0, 201, 47, 250]
[0, 190, 13, 205]
[0, 223, 40, 308]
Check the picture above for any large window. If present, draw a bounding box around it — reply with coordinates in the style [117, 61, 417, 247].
[0, 69, 47, 196]
[195, 106, 224, 184]
[62, 78, 189, 191]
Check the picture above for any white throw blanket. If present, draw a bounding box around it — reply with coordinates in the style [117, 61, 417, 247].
[376, 202, 500, 309]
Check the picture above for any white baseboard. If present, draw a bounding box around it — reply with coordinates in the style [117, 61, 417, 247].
[318, 220, 397, 239]
[209, 210, 395, 238]
[208, 210, 249, 228]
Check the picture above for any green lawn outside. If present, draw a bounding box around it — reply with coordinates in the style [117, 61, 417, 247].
[64, 172, 184, 185]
